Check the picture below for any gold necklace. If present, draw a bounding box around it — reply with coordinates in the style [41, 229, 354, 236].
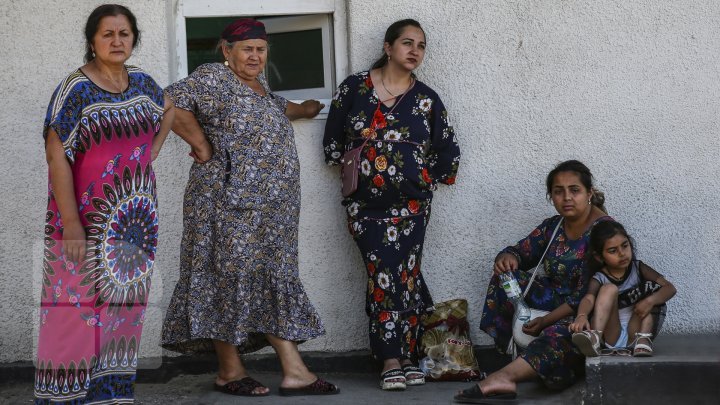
[380, 68, 412, 99]
[381, 75, 398, 98]
[101, 67, 127, 98]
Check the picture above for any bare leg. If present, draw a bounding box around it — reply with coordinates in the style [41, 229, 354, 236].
[627, 311, 653, 337]
[265, 334, 318, 389]
[212, 339, 269, 395]
[460, 357, 536, 396]
[627, 311, 654, 354]
[591, 284, 621, 345]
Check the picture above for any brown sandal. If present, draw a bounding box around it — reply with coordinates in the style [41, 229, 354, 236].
[278, 378, 340, 396]
[214, 376, 269, 396]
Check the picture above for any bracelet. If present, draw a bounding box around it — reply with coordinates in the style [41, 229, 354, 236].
[576, 314, 587, 318]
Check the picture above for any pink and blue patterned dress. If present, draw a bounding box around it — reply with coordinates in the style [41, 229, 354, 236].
[480, 215, 613, 389]
[323, 71, 460, 360]
[35, 66, 164, 404]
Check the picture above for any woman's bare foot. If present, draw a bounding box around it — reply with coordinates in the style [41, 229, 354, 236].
[279, 371, 320, 389]
[457, 373, 517, 396]
[382, 358, 404, 383]
[216, 373, 270, 395]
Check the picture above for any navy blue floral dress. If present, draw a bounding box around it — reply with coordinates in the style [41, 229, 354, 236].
[480, 215, 613, 389]
[324, 71, 460, 360]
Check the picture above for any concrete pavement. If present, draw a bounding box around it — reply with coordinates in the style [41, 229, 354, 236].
[3, 335, 719, 404]
[1, 371, 584, 404]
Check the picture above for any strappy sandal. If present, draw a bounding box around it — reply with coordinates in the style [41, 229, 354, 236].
[380, 368, 406, 391]
[402, 364, 425, 386]
[572, 330, 603, 357]
[632, 332, 653, 357]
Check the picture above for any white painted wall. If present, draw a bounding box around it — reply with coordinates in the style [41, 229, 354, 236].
[1, 0, 718, 363]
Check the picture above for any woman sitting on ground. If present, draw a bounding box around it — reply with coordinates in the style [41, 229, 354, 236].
[455, 160, 612, 403]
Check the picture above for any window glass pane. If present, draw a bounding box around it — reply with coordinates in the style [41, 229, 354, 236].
[266, 29, 325, 91]
[185, 17, 325, 91]
[185, 17, 236, 74]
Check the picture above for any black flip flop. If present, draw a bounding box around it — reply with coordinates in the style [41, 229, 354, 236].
[278, 378, 340, 396]
[214, 376, 269, 396]
[454, 384, 517, 404]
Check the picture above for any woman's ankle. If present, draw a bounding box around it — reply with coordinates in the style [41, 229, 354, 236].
[479, 374, 516, 394]
[382, 358, 402, 372]
[216, 371, 247, 383]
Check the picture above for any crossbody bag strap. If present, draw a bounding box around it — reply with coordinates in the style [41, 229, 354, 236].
[349, 81, 415, 151]
[522, 217, 563, 299]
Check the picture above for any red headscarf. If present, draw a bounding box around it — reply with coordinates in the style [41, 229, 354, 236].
[221, 18, 267, 42]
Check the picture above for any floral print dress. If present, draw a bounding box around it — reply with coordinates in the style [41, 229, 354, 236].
[161, 63, 325, 355]
[323, 71, 460, 360]
[480, 215, 613, 389]
[35, 67, 164, 404]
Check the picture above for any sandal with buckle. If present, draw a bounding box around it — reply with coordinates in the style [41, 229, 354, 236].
[572, 330, 603, 357]
[380, 368, 406, 391]
[402, 364, 425, 386]
[632, 332, 653, 357]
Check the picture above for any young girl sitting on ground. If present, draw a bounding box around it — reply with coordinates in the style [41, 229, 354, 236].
[569, 221, 676, 357]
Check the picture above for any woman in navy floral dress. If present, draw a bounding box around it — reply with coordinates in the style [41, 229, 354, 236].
[455, 160, 613, 403]
[324, 19, 460, 390]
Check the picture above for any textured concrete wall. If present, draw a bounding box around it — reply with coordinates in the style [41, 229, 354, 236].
[2, 0, 718, 363]
[346, 0, 720, 346]
[0, 0, 175, 363]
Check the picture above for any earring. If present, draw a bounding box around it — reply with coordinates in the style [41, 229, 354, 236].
[387, 54, 391, 61]
[588, 199, 592, 205]
[224, 60, 229, 66]
[92, 52, 95, 58]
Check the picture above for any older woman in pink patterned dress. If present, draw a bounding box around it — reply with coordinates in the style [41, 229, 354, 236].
[34, 4, 173, 403]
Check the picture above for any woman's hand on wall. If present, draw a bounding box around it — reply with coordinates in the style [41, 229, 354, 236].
[285, 99, 325, 120]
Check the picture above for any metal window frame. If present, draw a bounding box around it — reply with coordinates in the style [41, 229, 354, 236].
[173, 0, 348, 116]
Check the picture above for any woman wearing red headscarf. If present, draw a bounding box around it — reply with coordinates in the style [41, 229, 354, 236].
[160, 18, 338, 397]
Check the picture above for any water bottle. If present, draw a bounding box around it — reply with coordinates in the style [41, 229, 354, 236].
[418, 356, 435, 375]
[499, 272, 532, 325]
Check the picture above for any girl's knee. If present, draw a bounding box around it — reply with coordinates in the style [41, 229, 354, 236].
[597, 283, 618, 297]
